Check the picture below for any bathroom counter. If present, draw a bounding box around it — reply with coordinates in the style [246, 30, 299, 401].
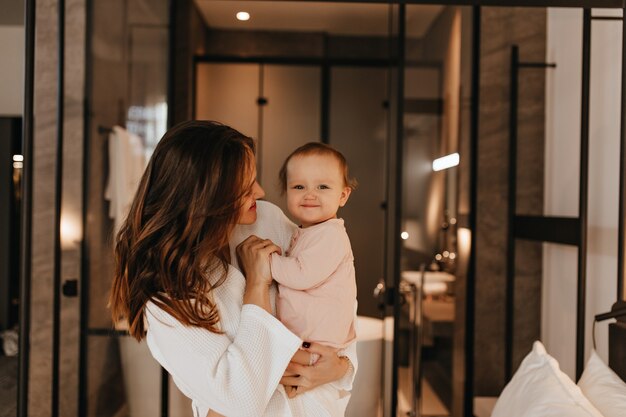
[401, 270, 455, 295]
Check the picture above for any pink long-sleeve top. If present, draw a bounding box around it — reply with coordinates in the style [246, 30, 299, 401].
[270, 218, 357, 349]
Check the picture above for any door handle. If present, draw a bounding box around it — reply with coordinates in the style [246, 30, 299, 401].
[62, 279, 78, 297]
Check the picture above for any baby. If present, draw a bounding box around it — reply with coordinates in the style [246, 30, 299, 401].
[270, 142, 358, 365]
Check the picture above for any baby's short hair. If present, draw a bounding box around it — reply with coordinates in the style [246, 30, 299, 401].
[278, 142, 358, 193]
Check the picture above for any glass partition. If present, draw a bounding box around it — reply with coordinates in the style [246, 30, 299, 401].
[86, 0, 171, 415]
[85, 1, 476, 416]
[400, 5, 473, 416]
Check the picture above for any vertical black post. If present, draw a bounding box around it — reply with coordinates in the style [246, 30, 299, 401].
[321, 35, 330, 144]
[191, 56, 197, 120]
[617, 8, 626, 302]
[577, 8, 591, 381]
[321, 64, 330, 144]
[52, 0, 65, 415]
[167, 0, 176, 128]
[78, 0, 92, 414]
[464, 6, 480, 416]
[257, 63, 265, 184]
[391, 4, 405, 417]
[161, 368, 169, 417]
[18, 0, 36, 415]
[505, 45, 519, 383]
[161, 4, 176, 415]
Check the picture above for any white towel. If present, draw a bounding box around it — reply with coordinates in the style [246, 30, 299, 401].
[104, 126, 147, 234]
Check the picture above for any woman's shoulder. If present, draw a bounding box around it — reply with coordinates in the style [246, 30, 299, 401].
[256, 200, 288, 222]
[233, 200, 296, 249]
[145, 299, 179, 328]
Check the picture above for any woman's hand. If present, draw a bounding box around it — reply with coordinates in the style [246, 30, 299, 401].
[236, 235, 282, 285]
[236, 235, 281, 313]
[280, 342, 350, 398]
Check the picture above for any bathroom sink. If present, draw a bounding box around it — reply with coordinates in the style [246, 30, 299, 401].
[401, 270, 455, 283]
[401, 270, 455, 295]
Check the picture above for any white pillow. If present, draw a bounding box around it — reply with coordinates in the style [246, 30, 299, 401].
[491, 341, 604, 417]
[578, 349, 626, 417]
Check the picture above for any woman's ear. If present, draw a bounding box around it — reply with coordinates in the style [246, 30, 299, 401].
[339, 187, 352, 207]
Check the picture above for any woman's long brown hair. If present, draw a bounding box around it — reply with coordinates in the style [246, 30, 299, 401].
[109, 120, 255, 340]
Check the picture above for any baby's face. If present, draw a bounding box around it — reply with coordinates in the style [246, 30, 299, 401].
[285, 154, 351, 228]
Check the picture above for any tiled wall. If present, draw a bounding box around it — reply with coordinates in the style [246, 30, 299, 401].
[474, 6, 546, 396]
[29, 0, 84, 415]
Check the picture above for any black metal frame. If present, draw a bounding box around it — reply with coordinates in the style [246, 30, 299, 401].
[391, 6, 406, 416]
[162, 8, 176, 411]
[505, 45, 557, 381]
[0, 117, 22, 332]
[77, 0, 93, 413]
[266, 0, 626, 7]
[464, 6, 480, 416]
[51, 0, 66, 415]
[618, 8, 626, 305]
[18, 0, 35, 415]
[577, 8, 592, 381]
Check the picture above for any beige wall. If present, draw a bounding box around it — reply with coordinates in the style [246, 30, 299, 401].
[543, 7, 622, 378]
[0, 26, 24, 116]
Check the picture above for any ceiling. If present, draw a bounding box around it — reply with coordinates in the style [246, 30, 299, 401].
[194, 1, 444, 37]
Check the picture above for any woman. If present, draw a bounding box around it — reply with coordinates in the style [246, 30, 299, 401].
[109, 120, 356, 417]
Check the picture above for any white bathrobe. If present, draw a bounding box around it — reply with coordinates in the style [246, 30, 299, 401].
[145, 201, 357, 417]
[104, 126, 146, 233]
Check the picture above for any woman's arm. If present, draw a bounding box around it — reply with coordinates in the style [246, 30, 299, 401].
[145, 237, 298, 417]
[146, 298, 301, 417]
[236, 235, 282, 314]
[279, 342, 351, 398]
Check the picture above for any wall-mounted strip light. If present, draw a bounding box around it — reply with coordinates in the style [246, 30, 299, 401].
[432, 152, 459, 171]
[236, 11, 250, 21]
[13, 155, 24, 169]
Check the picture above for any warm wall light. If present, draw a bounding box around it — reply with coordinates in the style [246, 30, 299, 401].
[458, 227, 471, 254]
[61, 215, 82, 249]
[236, 11, 250, 21]
[401, 231, 409, 240]
[432, 152, 460, 171]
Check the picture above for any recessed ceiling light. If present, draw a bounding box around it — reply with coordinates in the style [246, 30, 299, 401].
[236, 11, 250, 21]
